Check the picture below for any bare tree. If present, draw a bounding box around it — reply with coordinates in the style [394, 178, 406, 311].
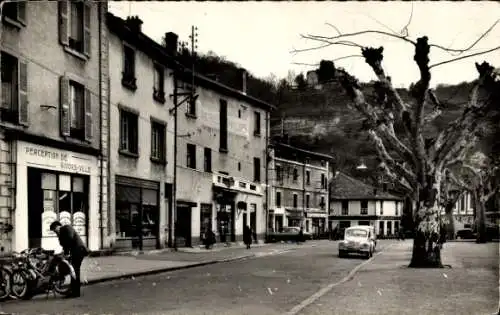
[297, 25, 500, 267]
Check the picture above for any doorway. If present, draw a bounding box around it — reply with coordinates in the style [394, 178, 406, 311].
[27, 168, 42, 249]
[176, 205, 192, 247]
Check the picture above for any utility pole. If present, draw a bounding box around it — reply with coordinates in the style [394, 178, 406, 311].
[170, 26, 198, 250]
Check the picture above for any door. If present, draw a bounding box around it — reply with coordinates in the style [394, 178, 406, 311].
[27, 168, 42, 249]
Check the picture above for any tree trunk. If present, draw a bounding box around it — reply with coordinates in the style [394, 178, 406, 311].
[444, 202, 456, 240]
[473, 189, 488, 243]
[409, 182, 445, 268]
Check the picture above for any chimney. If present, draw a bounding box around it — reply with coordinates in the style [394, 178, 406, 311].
[238, 68, 247, 94]
[125, 16, 143, 33]
[164, 32, 179, 56]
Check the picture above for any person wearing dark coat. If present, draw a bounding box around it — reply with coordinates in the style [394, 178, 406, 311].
[50, 221, 89, 298]
[243, 225, 252, 249]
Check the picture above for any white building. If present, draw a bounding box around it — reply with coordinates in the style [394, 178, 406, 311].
[329, 172, 403, 237]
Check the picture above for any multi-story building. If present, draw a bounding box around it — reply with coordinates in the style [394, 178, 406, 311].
[174, 66, 274, 247]
[329, 172, 403, 237]
[0, 1, 109, 254]
[440, 190, 475, 235]
[106, 14, 174, 251]
[268, 142, 332, 237]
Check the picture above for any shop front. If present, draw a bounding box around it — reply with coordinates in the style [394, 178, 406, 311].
[214, 188, 236, 243]
[114, 176, 160, 251]
[15, 141, 99, 252]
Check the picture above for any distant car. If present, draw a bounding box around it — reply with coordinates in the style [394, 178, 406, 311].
[267, 227, 312, 243]
[338, 226, 376, 259]
[455, 228, 476, 239]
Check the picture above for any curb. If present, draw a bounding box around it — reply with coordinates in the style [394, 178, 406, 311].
[83, 253, 256, 286]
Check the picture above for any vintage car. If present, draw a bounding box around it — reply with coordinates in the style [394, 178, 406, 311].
[266, 226, 312, 243]
[338, 226, 377, 259]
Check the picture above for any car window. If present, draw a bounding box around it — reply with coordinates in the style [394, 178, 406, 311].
[345, 229, 368, 237]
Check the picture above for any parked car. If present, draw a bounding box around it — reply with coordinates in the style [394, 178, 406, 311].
[267, 227, 312, 243]
[338, 226, 377, 259]
[455, 228, 476, 239]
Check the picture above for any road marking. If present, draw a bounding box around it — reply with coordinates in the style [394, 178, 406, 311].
[283, 243, 396, 315]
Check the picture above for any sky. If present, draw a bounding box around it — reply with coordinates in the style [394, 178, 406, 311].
[109, 2, 500, 88]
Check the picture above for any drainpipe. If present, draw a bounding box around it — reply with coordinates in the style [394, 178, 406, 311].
[172, 66, 178, 251]
[302, 157, 306, 229]
[265, 111, 269, 242]
[97, 1, 104, 250]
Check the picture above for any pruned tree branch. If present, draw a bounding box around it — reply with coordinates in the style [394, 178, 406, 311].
[430, 45, 500, 69]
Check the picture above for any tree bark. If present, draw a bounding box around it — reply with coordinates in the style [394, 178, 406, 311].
[444, 202, 456, 240]
[472, 189, 488, 243]
[409, 177, 445, 268]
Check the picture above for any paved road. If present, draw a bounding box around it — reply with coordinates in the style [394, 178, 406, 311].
[0, 241, 395, 315]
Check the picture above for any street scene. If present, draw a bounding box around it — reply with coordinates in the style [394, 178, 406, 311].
[0, 1, 499, 314]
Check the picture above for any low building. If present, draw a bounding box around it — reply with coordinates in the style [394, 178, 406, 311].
[269, 143, 332, 237]
[329, 172, 403, 237]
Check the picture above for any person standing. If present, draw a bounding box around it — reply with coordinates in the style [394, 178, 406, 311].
[50, 221, 89, 298]
[243, 225, 252, 249]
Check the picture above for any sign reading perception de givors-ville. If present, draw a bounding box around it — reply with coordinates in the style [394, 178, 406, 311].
[20, 142, 92, 174]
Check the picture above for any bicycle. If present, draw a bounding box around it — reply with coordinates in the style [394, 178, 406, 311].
[10, 248, 76, 300]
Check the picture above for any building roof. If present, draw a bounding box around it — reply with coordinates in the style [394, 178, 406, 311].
[106, 13, 275, 112]
[273, 142, 334, 161]
[330, 172, 403, 201]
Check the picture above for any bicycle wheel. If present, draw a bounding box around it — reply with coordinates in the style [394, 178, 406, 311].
[10, 270, 30, 299]
[53, 260, 73, 296]
[0, 267, 11, 301]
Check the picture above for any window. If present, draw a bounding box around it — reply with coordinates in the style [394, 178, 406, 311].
[395, 221, 400, 233]
[119, 110, 139, 155]
[395, 202, 399, 216]
[60, 76, 91, 141]
[59, 1, 90, 57]
[379, 221, 384, 236]
[306, 170, 310, 185]
[293, 194, 298, 208]
[115, 185, 159, 243]
[276, 165, 283, 183]
[253, 157, 261, 182]
[219, 99, 228, 152]
[122, 45, 137, 90]
[204, 147, 212, 172]
[2, 2, 26, 27]
[387, 221, 392, 235]
[42, 173, 89, 245]
[306, 195, 310, 208]
[69, 81, 85, 138]
[187, 144, 196, 169]
[187, 95, 196, 117]
[293, 168, 298, 182]
[321, 173, 326, 189]
[341, 200, 348, 215]
[238, 109, 242, 118]
[200, 203, 212, 238]
[153, 64, 165, 103]
[380, 200, 384, 215]
[320, 196, 325, 210]
[151, 122, 166, 162]
[253, 111, 261, 136]
[237, 162, 241, 171]
[1, 52, 28, 125]
[361, 200, 368, 215]
[276, 191, 281, 208]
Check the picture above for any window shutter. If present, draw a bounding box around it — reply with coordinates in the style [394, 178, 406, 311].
[83, 2, 91, 57]
[18, 61, 29, 126]
[84, 88, 92, 141]
[58, 0, 69, 46]
[17, 2, 27, 25]
[60, 76, 70, 137]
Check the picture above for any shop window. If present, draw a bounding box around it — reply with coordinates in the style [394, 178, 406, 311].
[41, 172, 89, 244]
[387, 221, 392, 235]
[341, 200, 348, 215]
[200, 203, 212, 238]
[115, 186, 159, 243]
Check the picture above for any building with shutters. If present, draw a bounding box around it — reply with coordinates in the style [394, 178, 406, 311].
[268, 142, 333, 238]
[329, 172, 403, 237]
[106, 14, 174, 251]
[0, 1, 109, 255]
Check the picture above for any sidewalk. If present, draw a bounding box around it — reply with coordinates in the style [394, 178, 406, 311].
[81, 241, 312, 285]
[300, 240, 499, 315]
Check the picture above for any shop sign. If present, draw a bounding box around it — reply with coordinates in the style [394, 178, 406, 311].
[59, 211, 71, 226]
[73, 211, 86, 237]
[22, 145, 91, 174]
[42, 211, 57, 237]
